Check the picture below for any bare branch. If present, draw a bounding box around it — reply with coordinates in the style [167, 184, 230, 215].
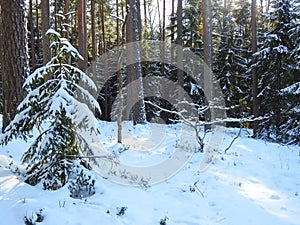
[224, 125, 242, 153]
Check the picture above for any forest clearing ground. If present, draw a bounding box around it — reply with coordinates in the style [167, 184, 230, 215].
[0, 121, 300, 225]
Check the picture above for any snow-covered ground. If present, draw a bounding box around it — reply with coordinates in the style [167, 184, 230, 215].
[0, 121, 300, 225]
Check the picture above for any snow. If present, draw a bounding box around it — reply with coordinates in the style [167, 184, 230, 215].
[45, 28, 61, 38]
[281, 82, 300, 95]
[274, 45, 288, 54]
[0, 120, 300, 225]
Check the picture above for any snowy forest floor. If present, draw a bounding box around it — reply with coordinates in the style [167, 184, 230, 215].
[0, 120, 300, 225]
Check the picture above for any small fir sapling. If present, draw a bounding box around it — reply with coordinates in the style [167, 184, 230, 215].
[0, 28, 100, 190]
[68, 165, 96, 199]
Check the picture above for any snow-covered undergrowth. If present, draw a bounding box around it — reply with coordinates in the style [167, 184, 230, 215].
[0, 120, 300, 225]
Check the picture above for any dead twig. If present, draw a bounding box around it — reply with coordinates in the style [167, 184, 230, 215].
[224, 125, 242, 153]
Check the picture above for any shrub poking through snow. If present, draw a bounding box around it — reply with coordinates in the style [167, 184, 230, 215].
[159, 216, 168, 225]
[68, 165, 96, 199]
[0, 28, 100, 190]
[116, 207, 128, 216]
[24, 209, 44, 225]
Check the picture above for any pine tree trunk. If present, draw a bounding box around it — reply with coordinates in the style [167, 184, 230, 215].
[116, 0, 120, 47]
[91, 0, 96, 61]
[143, 0, 147, 27]
[0, 4, 2, 114]
[161, 0, 165, 77]
[36, 0, 41, 63]
[41, 0, 50, 65]
[100, 1, 106, 54]
[0, 0, 29, 132]
[29, 0, 36, 71]
[64, 0, 70, 39]
[170, 0, 175, 63]
[177, 0, 184, 88]
[251, 0, 259, 136]
[125, 0, 146, 125]
[77, 0, 88, 71]
[202, 0, 213, 131]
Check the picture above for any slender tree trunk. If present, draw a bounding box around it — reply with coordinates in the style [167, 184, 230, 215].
[100, 1, 110, 120]
[121, 0, 124, 18]
[41, 0, 50, 65]
[162, 0, 165, 43]
[77, 0, 88, 71]
[0, 0, 29, 132]
[29, 0, 36, 71]
[64, 0, 70, 38]
[202, 0, 213, 131]
[177, 0, 184, 88]
[36, 0, 40, 62]
[101, 1, 106, 54]
[91, 0, 96, 61]
[160, 0, 165, 77]
[251, 0, 259, 136]
[143, 0, 147, 27]
[97, 5, 102, 55]
[54, 0, 64, 28]
[0, 3, 2, 113]
[117, 6, 129, 143]
[157, 0, 161, 34]
[162, 1, 166, 49]
[117, 0, 123, 143]
[266, 0, 270, 13]
[116, 0, 120, 47]
[202, 0, 212, 74]
[170, 0, 175, 63]
[125, 0, 146, 125]
[54, 0, 58, 30]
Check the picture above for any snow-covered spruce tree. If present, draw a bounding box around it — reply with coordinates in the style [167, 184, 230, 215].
[213, 4, 250, 120]
[278, 0, 300, 145]
[0, 29, 100, 189]
[253, 0, 299, 144]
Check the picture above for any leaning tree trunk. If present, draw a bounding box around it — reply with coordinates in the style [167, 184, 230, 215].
[0, 0, 29, 132]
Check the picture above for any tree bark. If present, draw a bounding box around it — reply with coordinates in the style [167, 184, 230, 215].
[64, 0, 70, 38]
[202, 0, 212, 73]
[100, 1, 106, 54]
[36, 0, 40, 62]
[29, 0, 36, 71]
[251, 0, 259, 135]
[202, 0, 213, 131]
[77, 0, 88, 71]
[177, 0, 184, 88]
[0, 3, 2, 113]
[41, 0, 50, 65]
[170, 0, 175, 62]
[143, 0, 147, 27]
[161, 0, 165, 76]
[162, 0, 165, 43]
[91, 0, 96, 61]
[125, 0, 146, 125]
[116, 0, 120, 47]
[0, 0, 29, 132]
